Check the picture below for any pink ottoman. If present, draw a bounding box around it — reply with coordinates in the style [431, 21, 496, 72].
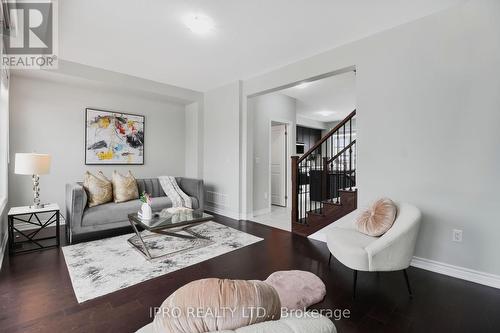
[264, 270, 326, 310]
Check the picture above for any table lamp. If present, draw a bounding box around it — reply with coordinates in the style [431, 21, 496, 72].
[15, 153, 51, 209]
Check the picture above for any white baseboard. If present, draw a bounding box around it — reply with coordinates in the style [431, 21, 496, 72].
[411, 256, 500, 289]
[0, 232, 8, 271]
[252, 207, 271, 217]
[205, 205, 241, 221]
[238, 212, 253, 220]
[310, 234, 500, 290]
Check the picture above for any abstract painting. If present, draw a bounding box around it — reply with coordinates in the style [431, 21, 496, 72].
[85, 108, 144, 165]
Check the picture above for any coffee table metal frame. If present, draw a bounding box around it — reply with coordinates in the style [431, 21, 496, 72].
[127, 212, 214, 260]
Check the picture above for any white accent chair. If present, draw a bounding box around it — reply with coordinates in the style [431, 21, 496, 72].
[326, 202, 421, 298]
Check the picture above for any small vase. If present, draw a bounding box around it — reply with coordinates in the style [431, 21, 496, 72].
[141, 203, 152, 220]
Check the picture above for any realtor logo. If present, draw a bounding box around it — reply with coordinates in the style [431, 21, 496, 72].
[1, 0, 58, 69]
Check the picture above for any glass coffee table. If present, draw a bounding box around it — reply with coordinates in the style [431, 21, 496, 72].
[127, 210, 214, 260]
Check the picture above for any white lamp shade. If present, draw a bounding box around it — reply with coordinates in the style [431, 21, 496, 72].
[15, 153, 51, 175]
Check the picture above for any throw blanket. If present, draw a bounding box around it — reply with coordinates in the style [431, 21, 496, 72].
[158, 176, 192, 209]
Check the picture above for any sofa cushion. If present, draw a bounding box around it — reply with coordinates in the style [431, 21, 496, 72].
[150, 196, 173, 212]
[153, 278, 281, 333]
[83, 200, 141, 226]
[154, 196, 198, 210]
[81, 196, 199, 226]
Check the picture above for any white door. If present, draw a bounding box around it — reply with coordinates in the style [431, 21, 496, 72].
[271, 124, 287, 206]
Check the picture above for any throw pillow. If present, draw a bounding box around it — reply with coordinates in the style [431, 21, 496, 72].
[264, 270, 326, 310]
[355, 198, 397, 237]
[153, 278, 281, 333]
[112, 170, 139, 203]
[83, 171, 113, 207]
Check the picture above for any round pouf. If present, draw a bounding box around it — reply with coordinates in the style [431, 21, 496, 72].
[264, 270, 326, 310]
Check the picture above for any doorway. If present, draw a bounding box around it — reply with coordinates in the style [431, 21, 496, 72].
[248, 68, 356, 232]
[271, 123, 287, 207]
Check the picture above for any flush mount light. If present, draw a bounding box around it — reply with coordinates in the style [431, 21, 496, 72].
[317, 110, 336, 117]
[295, 82, 311, 89]
[184, 13, 214, 35]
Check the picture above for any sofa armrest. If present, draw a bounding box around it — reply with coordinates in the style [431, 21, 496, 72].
[65, 183, 87, 243]
[176, 177, 204, 211]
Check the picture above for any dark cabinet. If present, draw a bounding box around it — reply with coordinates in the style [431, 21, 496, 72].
[297, 127, 303, 143]
[296, 126, 322, 154]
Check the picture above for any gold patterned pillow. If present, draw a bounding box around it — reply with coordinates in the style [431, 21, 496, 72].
[83, 171, 113, 207]
[112, 170, 139, 203]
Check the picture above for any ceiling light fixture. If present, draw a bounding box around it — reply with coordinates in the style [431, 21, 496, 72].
[184, 13, 215, 35]
[295, 82, 311, 89]
[317, 110, 336, 117]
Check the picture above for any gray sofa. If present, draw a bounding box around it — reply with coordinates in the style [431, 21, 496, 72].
[66, 177, 204, 243]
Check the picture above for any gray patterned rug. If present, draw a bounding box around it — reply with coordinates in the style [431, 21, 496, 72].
[62, 221, 263, 303]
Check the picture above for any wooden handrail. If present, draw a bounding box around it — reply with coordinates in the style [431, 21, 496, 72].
[298, 109, 356, 163]
[327, 140, 356, 164]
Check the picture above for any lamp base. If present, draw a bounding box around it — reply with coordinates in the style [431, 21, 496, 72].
[32, 174, 42, 209]
[29, 203, 45, 209]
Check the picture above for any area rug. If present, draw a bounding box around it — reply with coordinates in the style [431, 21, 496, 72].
[62, 221, 263, 303]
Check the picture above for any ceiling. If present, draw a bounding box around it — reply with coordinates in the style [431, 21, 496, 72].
[59, 0, 464, 91]
[279, 71, 356, 122]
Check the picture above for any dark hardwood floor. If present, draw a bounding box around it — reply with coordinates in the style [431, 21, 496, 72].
[1, 214, 499, 333]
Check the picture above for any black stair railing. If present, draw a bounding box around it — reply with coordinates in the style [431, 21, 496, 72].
[291, 110, 357, 224]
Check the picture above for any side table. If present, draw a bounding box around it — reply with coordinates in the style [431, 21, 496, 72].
[7, 203, 60, 255]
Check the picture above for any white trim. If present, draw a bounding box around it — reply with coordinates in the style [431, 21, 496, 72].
[206, 206, 258, 221]
[205, 206, 241, 221]
[0, 231, 7, 271]
[0, 197, 6, 216]
[0, 197, 7, 271]
[252, 207, 271, 217]
[238, 212, 253, 220]
[411, 256, 500, 289]
[268, 119, 292, 209]
[311, 233, 500, 289]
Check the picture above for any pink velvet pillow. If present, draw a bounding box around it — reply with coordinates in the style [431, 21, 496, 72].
[355, 198, 397, 236]
[153, 278, 281, 333]
[264, 270, 326, 310]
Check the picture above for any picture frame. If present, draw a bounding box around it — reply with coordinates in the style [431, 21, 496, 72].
[85, 108, 145, 165]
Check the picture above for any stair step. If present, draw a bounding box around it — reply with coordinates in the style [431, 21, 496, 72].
[338, 188, 357, 193]
[322, 200, 342, 206]
[307, 208, 325, 217]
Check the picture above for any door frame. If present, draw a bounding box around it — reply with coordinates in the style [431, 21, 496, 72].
[268, 119, 293, 209]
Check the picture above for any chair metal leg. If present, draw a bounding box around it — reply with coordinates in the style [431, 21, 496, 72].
[328, 253, 332, 270]
[353, 270, 358, 299]
[403, 269, 413, 298]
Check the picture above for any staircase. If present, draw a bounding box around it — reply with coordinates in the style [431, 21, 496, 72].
[291, 110, 357, 236]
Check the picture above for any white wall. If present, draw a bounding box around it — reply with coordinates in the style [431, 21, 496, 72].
[203, 82, 241, 218]
[241, 0, 500, 276]
[321, 118, 357, 137]
[249, 94, 296, 213]
[185, 102, 201, 178]
[9, 74, 187, 211]
[0, 72, 9, 206]
[0, 66, 9, 268]
[296, 116, 327, 130]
